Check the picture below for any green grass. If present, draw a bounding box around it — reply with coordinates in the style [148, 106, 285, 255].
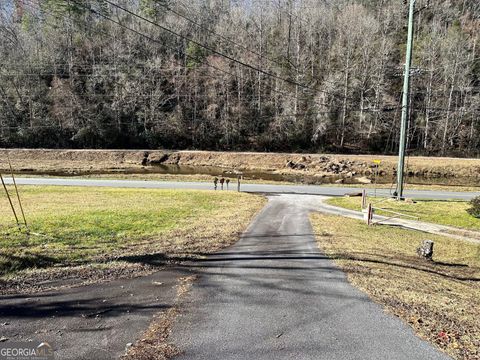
[326, 196, 480, 231]
[323, 182, 480, 193]
[0, 186, 266, 275]
[311, 213, 480, 359]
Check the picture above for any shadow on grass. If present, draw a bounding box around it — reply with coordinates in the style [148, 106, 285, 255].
[2, 231, 478, 283]
[0, 253, 60, 276]
[117, 243, 480, 283]
[327, 253, 479, 282]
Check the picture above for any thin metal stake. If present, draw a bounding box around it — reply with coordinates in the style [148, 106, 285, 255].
[0, 172, 20, 227]
[7, 154, 27, 227]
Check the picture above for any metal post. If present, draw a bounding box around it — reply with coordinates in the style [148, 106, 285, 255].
[7, 154, 27, 227]
[0, 172, 20, 226]
[396, 0, 415, 200]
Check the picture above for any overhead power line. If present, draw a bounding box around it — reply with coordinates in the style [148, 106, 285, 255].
[149, 0, 344, 90]
[422, 56, 480, 72]
[100, 0, 321, 95]
[62, 0, 328, 107]
[152, 0, 288, 70]
[23, 0, 356, 106]
[0, 107, 402, 130]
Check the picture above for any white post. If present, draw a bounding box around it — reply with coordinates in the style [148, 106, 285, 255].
[361, 189, 367, 209]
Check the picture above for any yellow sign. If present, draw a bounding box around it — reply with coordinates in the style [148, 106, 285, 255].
[373, 160, 381, 164]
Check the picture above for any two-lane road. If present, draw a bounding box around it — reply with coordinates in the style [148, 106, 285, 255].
[3, 177, 479, 200]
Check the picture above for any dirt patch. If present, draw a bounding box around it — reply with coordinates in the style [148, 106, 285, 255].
[3, 149, 480, 180]
[122, 275, 196, 360]
[0, 149, 161, 174]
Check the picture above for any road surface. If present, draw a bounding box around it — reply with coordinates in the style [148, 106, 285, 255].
[4, 177, 479, 200]
[170, 194, 450, 360]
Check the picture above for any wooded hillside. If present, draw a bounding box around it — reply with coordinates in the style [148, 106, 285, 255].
[0, 0, 479, 155]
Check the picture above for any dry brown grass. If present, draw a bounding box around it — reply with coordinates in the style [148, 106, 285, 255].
[311, 213, 480, 360]
[122, 275, 196, 360]
[2, 149, 480, 179]
[177, 151, 480, 178]
[0, 148, 151, 173]
[0, 186, 266, 291]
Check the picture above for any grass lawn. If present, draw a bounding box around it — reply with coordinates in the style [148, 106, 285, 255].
[326, 196, 480, 231]
[324, 182, 480, 193]
[311, 213, 480, 359]
[0, 186, 266, 276]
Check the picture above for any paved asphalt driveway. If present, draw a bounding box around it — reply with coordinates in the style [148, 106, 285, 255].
[0, 268, 187, 359]
[4, 177, 480, 200]
[170, 194, 450, 360]
[0, 179, 458, 359]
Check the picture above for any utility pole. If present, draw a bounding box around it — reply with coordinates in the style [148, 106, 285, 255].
[396, 0, 416, 200]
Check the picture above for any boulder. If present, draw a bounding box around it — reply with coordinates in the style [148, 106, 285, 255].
[357, 176, 372, 184]
[148, 153, 169, 165]
[345, 192, 363, 197]
[286, 160, 295, 169]
[141, 152, 149, 166]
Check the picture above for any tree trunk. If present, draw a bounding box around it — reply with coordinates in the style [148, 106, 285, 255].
[340, 57, 350, 148]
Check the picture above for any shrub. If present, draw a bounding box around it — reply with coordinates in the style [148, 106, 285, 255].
[467, 196, 480, 218]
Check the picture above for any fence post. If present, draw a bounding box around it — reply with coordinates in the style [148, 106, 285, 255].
[365, 203, 373, 226]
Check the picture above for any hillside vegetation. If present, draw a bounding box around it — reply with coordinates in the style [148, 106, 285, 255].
[0, 0, 479, 155]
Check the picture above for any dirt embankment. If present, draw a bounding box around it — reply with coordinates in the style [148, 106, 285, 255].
[1, 148, 480, 180]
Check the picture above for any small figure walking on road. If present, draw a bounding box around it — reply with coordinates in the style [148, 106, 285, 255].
[237, 175, 241, 192]
[213, 177, 218, 190]
[220, 177, 225, 190]
[226, 178, 230, 190]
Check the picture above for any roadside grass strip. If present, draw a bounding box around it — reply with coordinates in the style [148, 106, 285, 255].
[311, 213, 480, 360]
[326, 196, 480, 231]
